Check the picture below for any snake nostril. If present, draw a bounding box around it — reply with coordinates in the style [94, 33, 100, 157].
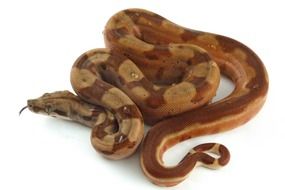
[28, 104, 34, 111]
[27, 100, 33, 108]
[27, 103, 31, 108]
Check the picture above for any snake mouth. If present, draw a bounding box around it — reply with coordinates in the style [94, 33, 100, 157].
[19, 99, 40, 115]
[26, 100, 42, 113]
[19, 103, 42, 115]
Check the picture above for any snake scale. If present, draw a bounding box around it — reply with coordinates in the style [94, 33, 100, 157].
[23, 9, 268, 186]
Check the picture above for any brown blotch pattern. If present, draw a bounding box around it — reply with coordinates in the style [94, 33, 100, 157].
[67, 8, 269, 186]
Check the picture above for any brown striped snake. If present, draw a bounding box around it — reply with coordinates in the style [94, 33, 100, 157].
[22, 9, 268, 186]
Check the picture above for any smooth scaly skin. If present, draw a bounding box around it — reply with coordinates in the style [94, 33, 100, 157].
[25, 8, 268, 187]
[104, 9, 268, 186]
[70, 49, 144, 159]
[26, 91, 121, 153]
[26, 91, 116, 128]
[27, 90, 144, 160]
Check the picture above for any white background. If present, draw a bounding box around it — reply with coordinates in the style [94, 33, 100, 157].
[0, 0, 284, 189]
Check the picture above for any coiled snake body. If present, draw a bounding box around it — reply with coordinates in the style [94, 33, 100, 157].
[25, 9, 268, 186]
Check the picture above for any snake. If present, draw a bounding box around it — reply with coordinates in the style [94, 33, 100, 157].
[22, 8, 268, 186]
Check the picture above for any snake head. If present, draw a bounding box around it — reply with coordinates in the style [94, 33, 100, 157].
[21, 91, 76, 120]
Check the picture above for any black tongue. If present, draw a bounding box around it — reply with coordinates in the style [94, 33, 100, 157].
[19, 106, 28, 116]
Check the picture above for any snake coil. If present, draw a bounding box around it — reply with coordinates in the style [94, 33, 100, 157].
[25, 9, 268, 186]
